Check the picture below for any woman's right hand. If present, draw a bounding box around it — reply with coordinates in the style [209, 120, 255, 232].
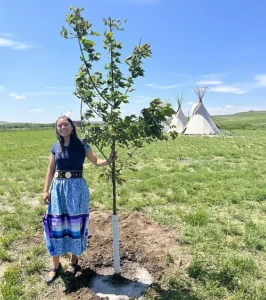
[43, 192, 50, 205]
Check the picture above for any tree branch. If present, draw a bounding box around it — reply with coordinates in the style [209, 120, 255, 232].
[78, 39, 113, 107]
[109, 20, 115, 104]
[93, 143, 112, 168]
[124, 87, 130, 96]
[119, 147, 138, 169]
[82, 100, 103, 119]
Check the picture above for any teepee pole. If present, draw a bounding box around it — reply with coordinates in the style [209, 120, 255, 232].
[194, 86, 209, 103]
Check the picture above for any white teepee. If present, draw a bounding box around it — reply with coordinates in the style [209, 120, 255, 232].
[168, 94, 188, 133]
[183, 87, 220, 135]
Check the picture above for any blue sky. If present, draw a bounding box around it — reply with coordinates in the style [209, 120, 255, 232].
[1, 0, 266, 123]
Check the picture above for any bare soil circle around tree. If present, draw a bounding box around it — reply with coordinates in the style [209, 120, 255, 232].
[48, 210, 190, 300]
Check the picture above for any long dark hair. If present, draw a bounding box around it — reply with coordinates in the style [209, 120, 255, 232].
[55, 116, 84, 156]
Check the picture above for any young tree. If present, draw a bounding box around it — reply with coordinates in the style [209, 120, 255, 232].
[61, 6, 174, 274]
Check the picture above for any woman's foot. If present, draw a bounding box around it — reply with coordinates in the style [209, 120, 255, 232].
[66, 258, 79, 275]
[45, 263, 62, 284]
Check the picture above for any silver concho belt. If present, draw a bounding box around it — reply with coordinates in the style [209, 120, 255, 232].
[54, 170, 83, 179]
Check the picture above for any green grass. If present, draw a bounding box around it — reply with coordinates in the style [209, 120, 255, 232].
[0, 249, 10, 262]
[0, 265, 22, 300]
[1, 129, 266, 298]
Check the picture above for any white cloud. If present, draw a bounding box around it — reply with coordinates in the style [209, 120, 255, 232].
[29, 108, 43, 113]
[225, 105, 233, 109]
[0, 85, 6, 91]
[145, 83, 183, 90]
[187, 101, 197, 106]
[254, 74, 266, 87]
[196, 73, 266, 94]
[196, 80, 222, 85]
[0, 37, 39, 50]
[209, 86, 246, 95]
[10, 92, 26, 100]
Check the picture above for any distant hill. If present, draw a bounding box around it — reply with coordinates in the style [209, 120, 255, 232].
[214, 110, 266, 118]
[1, 110, 266, 131]
[213, 110, 266, 130]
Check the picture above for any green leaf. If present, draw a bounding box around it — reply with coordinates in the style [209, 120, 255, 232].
[91, 31, 100, 36]
[83, 39, 95, 46]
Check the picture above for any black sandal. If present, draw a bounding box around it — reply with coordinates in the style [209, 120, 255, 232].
[45, 263, 62, 284]
[66, 259, 79, 275]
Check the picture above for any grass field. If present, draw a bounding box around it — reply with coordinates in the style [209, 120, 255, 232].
[1, 128, 266, 299]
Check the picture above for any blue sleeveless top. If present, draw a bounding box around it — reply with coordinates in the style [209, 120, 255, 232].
[51, 141, 91, 171]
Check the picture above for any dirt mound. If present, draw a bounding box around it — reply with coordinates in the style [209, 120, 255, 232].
[86, 210, 179, 277]
[42, 210, 189, 299]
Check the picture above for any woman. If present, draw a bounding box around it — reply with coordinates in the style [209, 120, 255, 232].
[43, 115, 115, 284]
